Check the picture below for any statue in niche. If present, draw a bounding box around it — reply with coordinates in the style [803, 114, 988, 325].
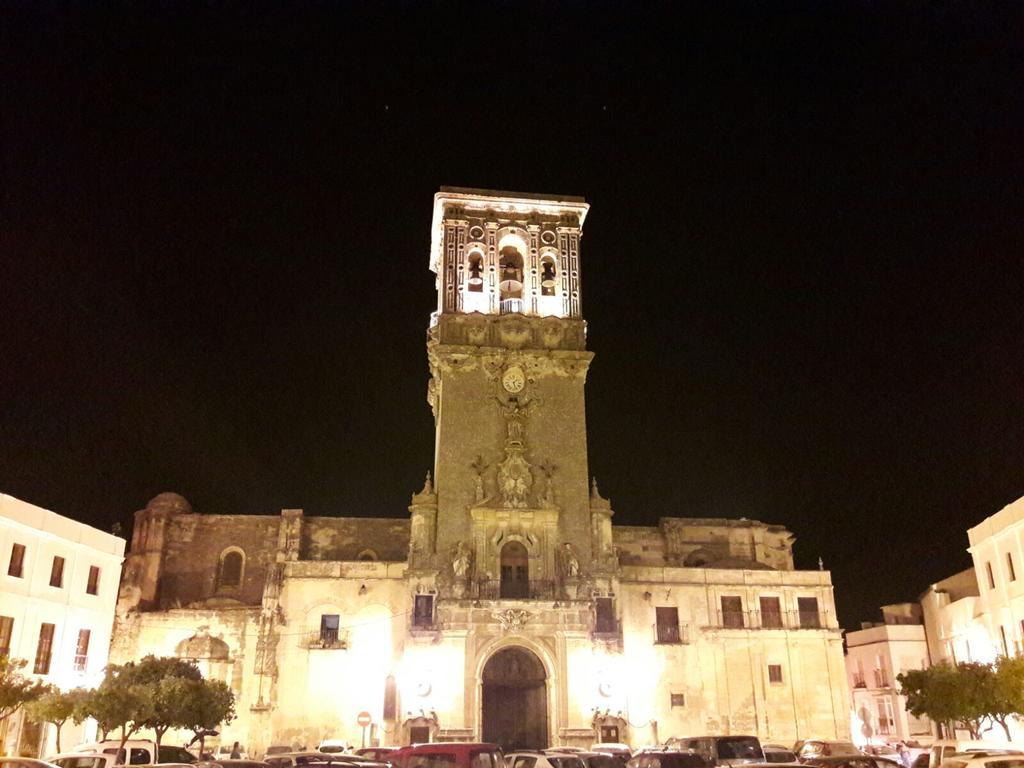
[562, 543, 580, 579]
[452, 541, 473, 581]
[494, 396, 538, 445]
[470, 455, 489, 503]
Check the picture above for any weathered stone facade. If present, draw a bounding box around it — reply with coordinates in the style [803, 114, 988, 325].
[111, 188, 849, 756]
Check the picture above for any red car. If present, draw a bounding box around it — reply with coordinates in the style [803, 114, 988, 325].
[391, 743, 505, 768]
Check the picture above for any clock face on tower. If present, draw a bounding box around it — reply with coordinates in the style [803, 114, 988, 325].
[501, 366, 526, 393]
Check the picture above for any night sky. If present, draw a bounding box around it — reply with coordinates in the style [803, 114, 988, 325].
[3, 2, 1023, 630]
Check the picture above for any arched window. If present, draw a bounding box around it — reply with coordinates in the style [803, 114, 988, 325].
[500, 541, 529, 598]
[217, 549, 244, 589]
[466, 252, 484, 293]
[540, 256, 557, 297]
[357, 549, 378, 562]
[498, 247, 524, 313]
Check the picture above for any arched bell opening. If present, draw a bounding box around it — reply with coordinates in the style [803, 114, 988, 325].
[481, 646, 548, 750]
[540, 255, 557, 297]
[498, 246, 524, 313]
[500, 541, 529, 598]
[466, 251, 485, 293]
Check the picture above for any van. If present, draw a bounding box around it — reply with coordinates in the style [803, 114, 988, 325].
[69, 740, 197, 766]
[391, 742, 505, 768]
[671, 737, 764, 766]
[928, 742, 1019, 768]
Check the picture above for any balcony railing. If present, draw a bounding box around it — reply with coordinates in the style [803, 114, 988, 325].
[304, 628, 349, 649]
[468, 579, 558, 600]
[499, 298, 524, 315]
[593, 618, 621, 638]
[705, 608, 829, 630]
[852, 673, 866, 688]
[873, 669, 891, 688]
[73, 654, 88, 672]
[411, 613, 436, 630]
[652, 623, 692, 645]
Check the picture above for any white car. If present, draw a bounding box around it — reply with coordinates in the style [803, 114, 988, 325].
[63, 741, 198, 766]
[930, 744, 1021, 768]
[939, 754, 1024, 768]
[508, 753, 588, 768]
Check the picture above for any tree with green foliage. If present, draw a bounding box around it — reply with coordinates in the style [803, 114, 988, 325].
[899, 663, 963, 735]
[25, 687, 90, 752]
[116, 656, 202, 749]
[179, 678, 236, 761]
[85, 665, 155, 756]
[990, 654, 1024, 739]
[0, 657, 50, 726]
[899, 658, 1024, 739]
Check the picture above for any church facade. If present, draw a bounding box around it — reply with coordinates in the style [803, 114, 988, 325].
[111, 188, 849, 755]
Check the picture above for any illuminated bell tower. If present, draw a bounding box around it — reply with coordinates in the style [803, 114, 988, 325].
[413, 188, 617, 598]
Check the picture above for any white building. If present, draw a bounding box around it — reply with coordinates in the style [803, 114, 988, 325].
[967, 495, 1024, 659]
[844, 603, 932, 747]
[0, 493, 126, 756]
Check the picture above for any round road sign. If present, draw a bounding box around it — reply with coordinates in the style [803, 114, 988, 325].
[357, 711, 372, 727]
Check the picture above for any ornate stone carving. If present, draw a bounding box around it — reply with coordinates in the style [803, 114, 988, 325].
[538, 459, 557, 508]
[497, 449, 533, 509]
[492, 608, 532, 632]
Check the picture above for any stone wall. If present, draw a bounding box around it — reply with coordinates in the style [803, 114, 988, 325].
[160, 514, 280, 608]
[302, 517, 410, 561]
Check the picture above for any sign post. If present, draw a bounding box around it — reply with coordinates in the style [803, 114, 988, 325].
[357, 711, 372, 749]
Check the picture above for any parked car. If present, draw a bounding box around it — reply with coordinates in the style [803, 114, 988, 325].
[353, 751, 398, 764]
[508, 753, 586, 768]
[215, 747, 251, 761]
[264, 755, 383, 768]
[798, 756, 899, 768]
[50, 754, 118, 768]
[626, 751, 709, 768]
[938, 753, 1024, 768]
[390, 742, 504, 768]
[794, 744, 862, 763]
[544, 754, 588, 758]
[762, 747, 798, 765]
[570, 752, 628, 768]
[68, 741, 198, 766]
[928, 744, 1021, 768]
[203, 761, 270, 768]
[670, 737, 765, 766]
[592, 750, 631, 763]
[318, 745, 352, 757]
[0, 760, 62, 768]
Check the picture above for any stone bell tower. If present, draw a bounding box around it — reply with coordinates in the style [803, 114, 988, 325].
[411, 188, 616, 598]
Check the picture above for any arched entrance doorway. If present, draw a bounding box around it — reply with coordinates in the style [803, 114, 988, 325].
[482, 646, 548, 750]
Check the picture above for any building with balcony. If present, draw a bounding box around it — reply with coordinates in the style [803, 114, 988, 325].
[844, 604, 932, 747]
[0, 493, 125, 756]
[110, 189, 849, 756]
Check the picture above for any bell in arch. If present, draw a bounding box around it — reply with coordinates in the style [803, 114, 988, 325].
[468, 258, 484, 286]
[498, 257, 523, 295]
[540, 260, 556, 289]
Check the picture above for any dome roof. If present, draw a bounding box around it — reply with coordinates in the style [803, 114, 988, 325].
[146, 492, 193, 515]
[176, 631, 230, 661]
